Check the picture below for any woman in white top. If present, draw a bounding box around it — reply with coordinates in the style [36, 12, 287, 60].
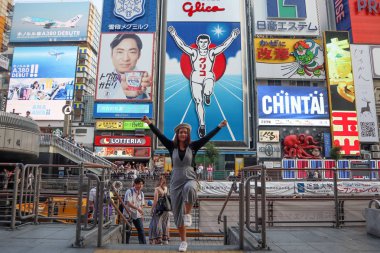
[149, 175, 170, 244]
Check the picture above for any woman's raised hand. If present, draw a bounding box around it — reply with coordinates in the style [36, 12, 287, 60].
[141, 116, 152, 125]
[218, 120, 227, 128]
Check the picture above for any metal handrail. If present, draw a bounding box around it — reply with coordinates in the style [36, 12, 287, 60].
[40, 134, 116, 172]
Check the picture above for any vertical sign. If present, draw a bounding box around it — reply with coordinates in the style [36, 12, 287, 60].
[351, 45, 379, 143]
[164, 0, 245, 143]
[96, 0, 157, 116]
[324, 31, 359, 156]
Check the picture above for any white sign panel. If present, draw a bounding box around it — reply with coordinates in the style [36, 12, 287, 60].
[167, 0, 241, 22]
[371, 46, 380, 78]
[254, 0, 320, 36]
[259, 130, 280, 142]
[257, 142, 282, 158]
[6, 100, 67, 120]
[351, 45, 379, 143]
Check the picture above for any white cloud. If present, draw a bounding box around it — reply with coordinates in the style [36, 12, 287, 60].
[224, 50, 242, 75]
[165, 53, 183, 74]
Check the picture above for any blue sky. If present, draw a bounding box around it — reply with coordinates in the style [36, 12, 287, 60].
[15, 0, 103, 13]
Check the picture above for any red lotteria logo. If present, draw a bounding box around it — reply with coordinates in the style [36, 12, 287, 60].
[183, 1, 225, 17]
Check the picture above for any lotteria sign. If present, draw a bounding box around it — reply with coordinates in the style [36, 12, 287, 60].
[334, 0, 380, 44]
[258, 86, 330, 126]
[94, 136, 151, 147]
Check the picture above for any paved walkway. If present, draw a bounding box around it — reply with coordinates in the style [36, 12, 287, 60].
[0, 224, 379, 252]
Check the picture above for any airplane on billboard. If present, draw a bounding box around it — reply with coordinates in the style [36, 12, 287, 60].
[48, 50, 64, 61]
[21, 15, 83, 29]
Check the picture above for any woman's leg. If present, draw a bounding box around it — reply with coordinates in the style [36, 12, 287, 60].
[178, 225, 186, 241]
[183, 180, 198, 214]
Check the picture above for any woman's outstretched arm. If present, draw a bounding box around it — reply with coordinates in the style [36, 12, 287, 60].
[191, 120, 228, 152]
[141, 116, 173, 150]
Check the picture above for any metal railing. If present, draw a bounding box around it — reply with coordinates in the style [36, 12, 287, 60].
[40, 134, 115, 170]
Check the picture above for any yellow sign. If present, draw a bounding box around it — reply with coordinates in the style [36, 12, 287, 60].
[254, 38, 323, 63]
[96, 120, 123, 130]
[234, 158, 244, 176]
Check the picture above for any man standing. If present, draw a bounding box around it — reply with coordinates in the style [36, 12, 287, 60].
[124, 177, 146, 244]
[25, 111, 33, 119]
[196, 164, 204, 180]
[168, 26, 240, 137]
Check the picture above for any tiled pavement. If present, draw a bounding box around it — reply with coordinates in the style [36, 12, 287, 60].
[0, 224, 379, 252]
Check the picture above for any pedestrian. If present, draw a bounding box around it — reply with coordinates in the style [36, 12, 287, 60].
[149, 175, 170, 245]
[207, 164, 213, 182]
[124, 177, 146, 244]
[25, 111, 33, 119]
[141, 115, 227, 252]
[196, 164, 204, 180]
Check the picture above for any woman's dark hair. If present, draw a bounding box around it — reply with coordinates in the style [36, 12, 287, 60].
[110, 33, 143, 52]
[173, 127, 191, 148]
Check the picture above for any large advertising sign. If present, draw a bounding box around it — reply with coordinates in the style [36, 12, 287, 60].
[371, 46, 380, 78]
[335, 0, 380, 44]
[94, 103, 153, 118]
[163, 0, 246, 143]
[94, 136, 151, 147]
[95, 146, 151, 159]
[254, 0, 320, 36]
[258, 86, 330, 126]
[101, 0, 157, 32]
[96, 120, 150, 130]
[254, 38, 325, 80]
[10, 2, 89, 43]
[324, 31, 359, 156]
[95, 33, 154, 102]
[6, 46, 78, 120]
[351, 45, 379, 143]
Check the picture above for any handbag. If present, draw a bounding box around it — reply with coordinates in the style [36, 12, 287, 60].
[155, 194, 172, 214]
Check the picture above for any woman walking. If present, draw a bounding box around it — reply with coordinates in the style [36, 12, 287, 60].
[149, 175, 170, 245]
[141, 116, 227, 252]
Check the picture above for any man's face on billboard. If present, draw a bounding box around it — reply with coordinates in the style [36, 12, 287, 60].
[112, 38, 141, 73]
[197, 38, 209, 50]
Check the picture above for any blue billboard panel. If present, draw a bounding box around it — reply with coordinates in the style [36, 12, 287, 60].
[94, 103, 153, 118]
[6, 46, 78, 120]
[258, 86, 330, 126]
[10, 2, 89, 43]
[334, 0, 352, 40]
[164, 21, 244, 142]
[101, 0, 157, 32]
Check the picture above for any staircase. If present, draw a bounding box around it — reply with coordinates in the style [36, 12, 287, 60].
[39, 134, 115, 174]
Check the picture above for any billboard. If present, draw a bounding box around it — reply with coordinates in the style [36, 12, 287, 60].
[257, 86, 330, 126]
[163, 0, 246, 143]
[94, 136, 151, 147]
[254, 38, 325, 80]
[94, 146, 151, 159]
[94, 103, 153, 118]
[351, 45, 379, 143]
[324, 31, 359, 156]
[6, 46, 78, 120]
[254, 0, 320, 36]
[335, 0, 380, 44]
[10, 2, 89, 43]
[101, 0, 157, 32]
[95, 120, 150, 130]
[95, 33, 154, 102]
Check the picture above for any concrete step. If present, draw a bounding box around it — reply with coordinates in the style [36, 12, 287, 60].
[97, 244, 241, 252]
